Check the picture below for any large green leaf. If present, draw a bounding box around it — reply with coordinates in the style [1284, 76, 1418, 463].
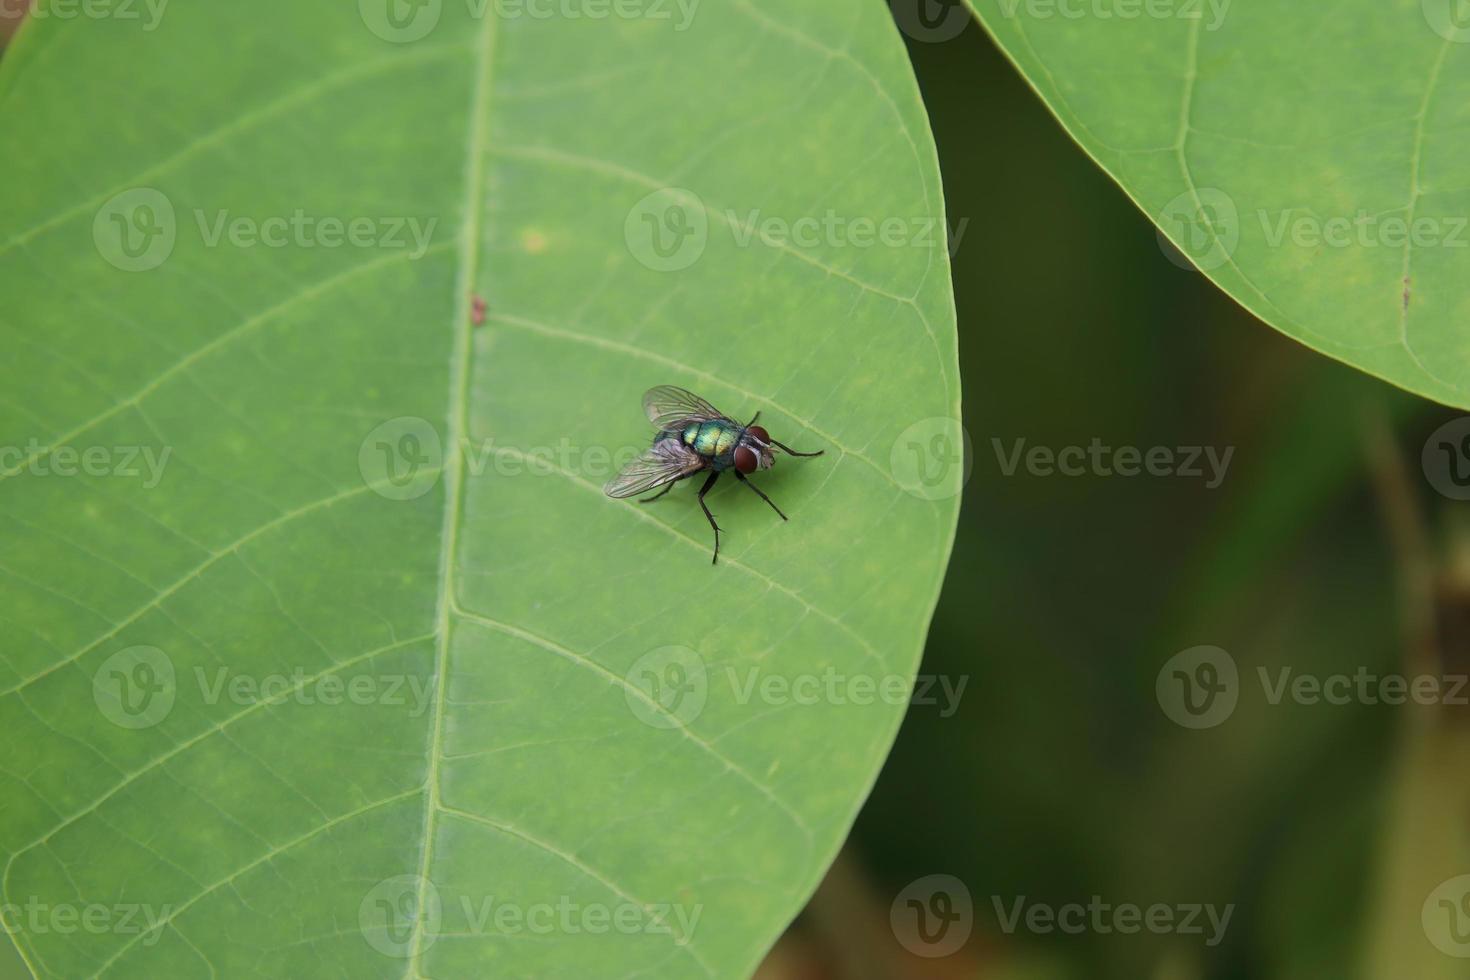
[966, 0, 1470, 407]
[0, 2, 960, 977]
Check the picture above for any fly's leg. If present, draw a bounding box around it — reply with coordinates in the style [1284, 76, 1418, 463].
[771, 440, 823, 458]
[697, 470, 722, 564]
[745, 411, 762, 427]
[735, 471, 787, 521]
[641, 472, 695, 503]
[639, 482, 676, 503]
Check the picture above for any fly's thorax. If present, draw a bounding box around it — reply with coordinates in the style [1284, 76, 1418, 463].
[683, 419, 739, 459]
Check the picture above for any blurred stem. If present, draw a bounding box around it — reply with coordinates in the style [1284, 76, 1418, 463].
[1362, 411, 1470, 980]
[1363, 410, 1435, 672]
[802, 848, 893, 980]
[0, 0, 28, 51]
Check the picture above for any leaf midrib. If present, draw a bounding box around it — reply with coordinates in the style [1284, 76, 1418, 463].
[404, 8, 499, 974]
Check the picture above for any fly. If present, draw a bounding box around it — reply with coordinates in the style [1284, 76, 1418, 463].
[603, 385, 824, 564]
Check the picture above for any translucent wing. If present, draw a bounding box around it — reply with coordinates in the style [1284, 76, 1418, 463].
[643, 385, 726, 431]
[603, 438, 705, 498]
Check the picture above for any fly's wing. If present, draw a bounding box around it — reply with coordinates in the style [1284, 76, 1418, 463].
[603, 438, 704, 498]
[643, 385, 725, 431]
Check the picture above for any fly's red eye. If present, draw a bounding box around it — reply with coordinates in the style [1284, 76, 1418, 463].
[734, 447, 758, 474]
[747, 425, 770, 444]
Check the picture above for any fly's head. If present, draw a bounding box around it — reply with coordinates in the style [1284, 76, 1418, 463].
[734, 425, 776, 474]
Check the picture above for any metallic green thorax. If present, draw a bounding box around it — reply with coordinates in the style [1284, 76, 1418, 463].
[681, 420, 738, 459]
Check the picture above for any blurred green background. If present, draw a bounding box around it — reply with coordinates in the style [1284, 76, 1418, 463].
[760, 5, 1470, 980]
